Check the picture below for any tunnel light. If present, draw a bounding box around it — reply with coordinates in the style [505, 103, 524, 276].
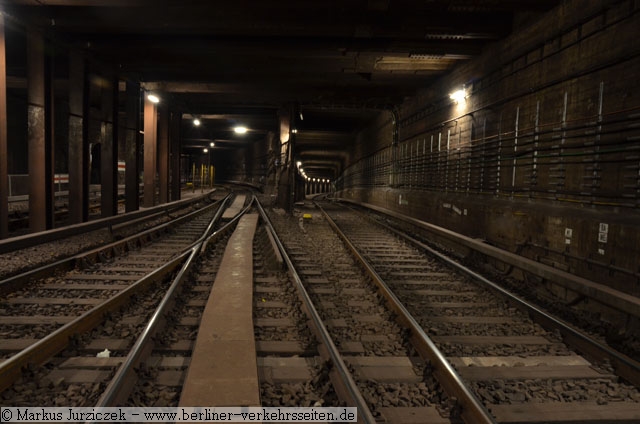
[210, 142, 215, 147]
[449, 88, 466, 104]
[193, 118, 201, 126]
[203, 148, 208, 153]
[234, 126, 248, 134]
[147, 94, 160, 103]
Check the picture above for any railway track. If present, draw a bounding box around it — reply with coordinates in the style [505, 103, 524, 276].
[0, 190, 225, 282]
[251, 223, 338, 408]
[266, 205, 474, 423]
[0, 193, 234, 400]
[313, 200, 640, 423]
[2, 193, 638, 424]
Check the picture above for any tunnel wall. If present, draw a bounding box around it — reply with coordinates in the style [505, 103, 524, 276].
[337, 0, 640, 296]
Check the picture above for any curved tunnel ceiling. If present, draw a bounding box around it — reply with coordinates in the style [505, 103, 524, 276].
[2, 0, 561, 178]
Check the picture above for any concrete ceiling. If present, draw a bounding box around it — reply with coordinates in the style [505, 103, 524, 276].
[2, 0, 560, 180]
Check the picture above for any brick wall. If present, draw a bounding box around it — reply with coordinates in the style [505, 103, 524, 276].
[337, 0, 640, 295]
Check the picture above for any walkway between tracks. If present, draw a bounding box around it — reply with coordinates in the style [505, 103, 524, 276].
[221, 195, 247, 220]
[179, 213, 260, 406]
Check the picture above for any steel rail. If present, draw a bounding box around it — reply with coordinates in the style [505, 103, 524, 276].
[360, 207, 640, 387]
[255, 199, 377, 424]
[0, 252, 189, 394]
[94, 199, 241, 408]
[316, 202, 496, 424]
[0, 196, 228, 295]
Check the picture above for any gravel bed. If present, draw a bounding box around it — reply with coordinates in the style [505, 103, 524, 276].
[0, 281, 171, 406]
[267, 205, 456, 419]
[0, 303, 93, 317]
[422, 322, 547, 337]
[0, 199, 216, 281]
[0, 229, 112, 280]
[253, 224, 333, 406]
[365, 208, 640, 363]
[319, 202, 640, 416]
[0, 324, 61, 339]
[436, 343, 576, 357]
[261, 368, 340, 408]
[270, 209, 407, 356]
[7, 288, 118, 299]
[473, 378, 640, 405]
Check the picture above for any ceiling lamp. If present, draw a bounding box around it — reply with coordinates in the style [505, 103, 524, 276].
[193, 118, 201, 126]
[234, 126, 248, 134]
[147, 94, 160, 103]
[449, 88, 466, 104]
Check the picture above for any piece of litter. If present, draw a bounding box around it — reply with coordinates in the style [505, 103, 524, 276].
[96, 349, 111, 358]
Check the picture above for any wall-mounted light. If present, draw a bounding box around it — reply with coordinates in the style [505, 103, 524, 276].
[449, 88, 466, 104]
[296, 161, 302, 167]
[193, 118, 201, 126]
[210, 142, 215, 147]
[147, 93, 160, 103]
[203, 148, 208, 153]
[234, 126, 248, 134]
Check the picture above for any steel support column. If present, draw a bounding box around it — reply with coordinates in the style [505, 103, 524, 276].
[100, 77, 118, 218]
[68, 52, 89, 224]
[158, 105, 169, 204]
[143, 97, 157, 208]
[124, 81, 140, 212]
[27, 31, 53, 233]
[0, 15, 7, 238]
[277, 105, 295, 212]
[170, 111, 181, 201]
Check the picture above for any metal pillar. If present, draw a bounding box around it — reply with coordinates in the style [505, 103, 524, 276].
[27, 31, 53, 233]
[277, 106, 292, 211]
[143, 96, 157, 208]
[0, 15, 7, 238]
[68, 52, 90, 224]
[124, 81, 140, 212]
[170, 111, 181, 201]
[158, 105, 170, 204]
[100, 76, 118, 218]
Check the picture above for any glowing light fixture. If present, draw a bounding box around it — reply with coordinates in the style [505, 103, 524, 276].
[291, 128, 298, 134]
[296, 161, 302, 167]
[203, 148, 208, 153]
[210, 142, 215, 147]
[147, 94, 160, 103]
[193, 118, 201, 126]
[449, 88, 466, 104]
[234, 126, 248, 134]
